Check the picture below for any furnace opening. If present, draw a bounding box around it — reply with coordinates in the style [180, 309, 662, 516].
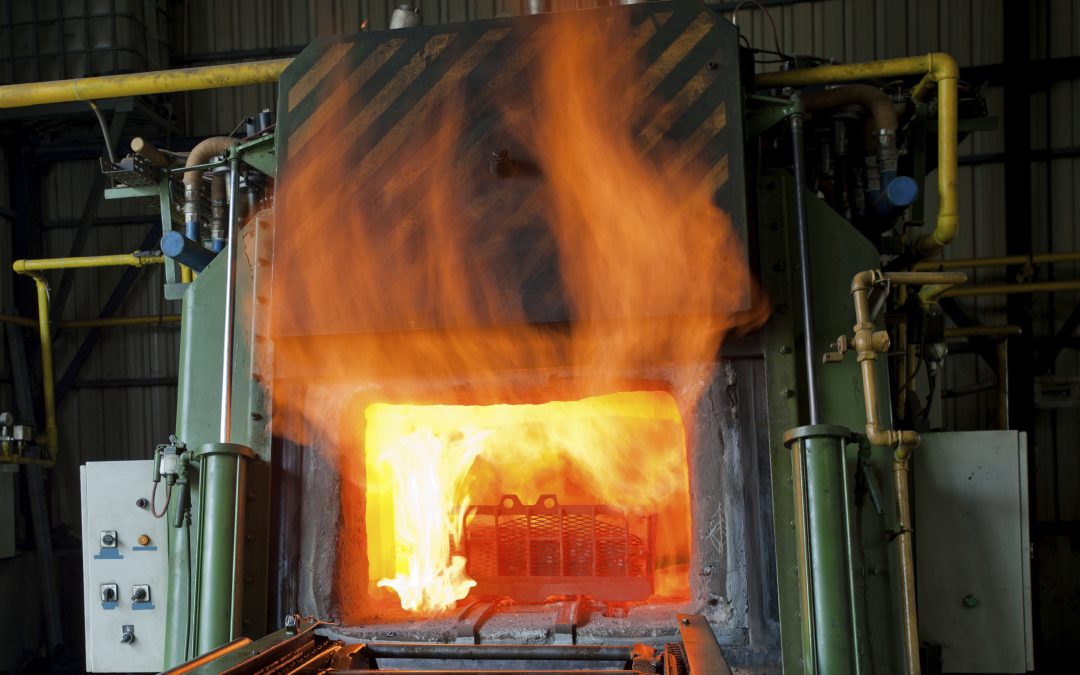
[362, 391, 691, 615]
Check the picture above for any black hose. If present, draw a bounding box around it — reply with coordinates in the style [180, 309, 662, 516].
[87, 101, 118, 165]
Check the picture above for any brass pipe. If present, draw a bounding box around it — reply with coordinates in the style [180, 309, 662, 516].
[944, 325, 1022, 338]
[12, 252, 168, 465]
[892, 458, 919, 675]
[941, 279, 1080, 298]
[757, 53, 959, 255]
[850, 271, 921, 451]
[847, 270, 958, 675]
[0, 60, 291, 108]
[914, 251, 1080, 270]
[883, 271, 969, 287]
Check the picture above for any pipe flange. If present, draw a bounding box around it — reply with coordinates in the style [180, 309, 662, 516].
[783, 424, 856, 447]
[192, 442, 255, 461]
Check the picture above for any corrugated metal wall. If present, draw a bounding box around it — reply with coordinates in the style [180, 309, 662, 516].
[2, 0, 1077, 528]
[1030, 0, 1080, 524]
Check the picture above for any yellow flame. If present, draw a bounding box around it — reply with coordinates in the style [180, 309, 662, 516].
[369, 424, 489, 611]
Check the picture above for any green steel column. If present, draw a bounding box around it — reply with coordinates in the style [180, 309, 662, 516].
[785, 424, 856, 675]
[193, 442, 254, 654]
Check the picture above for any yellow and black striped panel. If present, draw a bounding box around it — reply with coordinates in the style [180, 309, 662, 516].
[272, 0, 747, 339]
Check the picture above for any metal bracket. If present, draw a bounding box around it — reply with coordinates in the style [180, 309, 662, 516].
[676, 614, 733, 675]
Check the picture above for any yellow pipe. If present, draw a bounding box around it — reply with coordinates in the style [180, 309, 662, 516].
[757, 53, 959, 256]
[23, 273, 59, 464]
[0, 60, 291, 108]
[12, 253, 169, 465]
[914, 251, 1080, 271]
[941, 279, 1080, 298]
[59, 315, 181, 329]
[13, 252, 164, 273]
[0, 451, 54, 467]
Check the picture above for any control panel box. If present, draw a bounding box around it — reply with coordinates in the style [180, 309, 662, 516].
[915, 431, 1034, 673]
[81, 460, 167, 672]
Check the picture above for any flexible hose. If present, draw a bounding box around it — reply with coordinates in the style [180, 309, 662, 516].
[87, 101, 118, 165]
[151, 480, 172, 519]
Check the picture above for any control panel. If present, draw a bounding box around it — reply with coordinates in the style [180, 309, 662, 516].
[81, 460, 167, 672]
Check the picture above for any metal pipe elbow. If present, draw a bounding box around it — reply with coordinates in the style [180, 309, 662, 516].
[851, 269, 881, 294]
[802, 84, 898, 131]
[915, 213, 959, 254]
[913, 52, 959, 100]
[182, 136, 239, 188]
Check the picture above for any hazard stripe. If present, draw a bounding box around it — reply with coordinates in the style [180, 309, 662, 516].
[302, 27, 512, 226]
[287, 38, 409, 161]
[288, 42, 353, 112]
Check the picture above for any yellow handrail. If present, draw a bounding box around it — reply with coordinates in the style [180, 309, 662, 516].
[0, 60, 291, 108]
[12, 252, 168, 465]
[757, 53, 959, 256]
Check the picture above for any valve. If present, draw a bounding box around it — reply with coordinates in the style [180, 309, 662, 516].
[120, 625, 135, 644]
[822, 334, 850, 364]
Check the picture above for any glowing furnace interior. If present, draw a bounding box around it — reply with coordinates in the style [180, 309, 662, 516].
[363, 391, 691, 615]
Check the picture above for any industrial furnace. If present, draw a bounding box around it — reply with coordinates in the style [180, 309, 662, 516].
[0, 1, 1024, 674]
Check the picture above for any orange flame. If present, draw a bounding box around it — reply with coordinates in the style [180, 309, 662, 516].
[272, 8, 768, 618]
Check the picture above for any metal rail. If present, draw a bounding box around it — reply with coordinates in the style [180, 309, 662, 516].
[361, 644, 634, 661]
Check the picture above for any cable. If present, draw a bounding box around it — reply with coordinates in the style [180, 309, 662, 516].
[730, 1, 787, 60]
[151, 479, 172, 518]
[87, 101, 118, 165]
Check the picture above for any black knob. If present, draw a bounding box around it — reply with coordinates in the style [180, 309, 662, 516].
[103, 587, 116, 602]
[132, 588, 147, 601]
[121, 631, 134, 644]
[101, 533, 115, 546]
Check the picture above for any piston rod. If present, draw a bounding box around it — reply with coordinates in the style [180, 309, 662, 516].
[219, 157, 240, 442]
[790, 106, 822, 424]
